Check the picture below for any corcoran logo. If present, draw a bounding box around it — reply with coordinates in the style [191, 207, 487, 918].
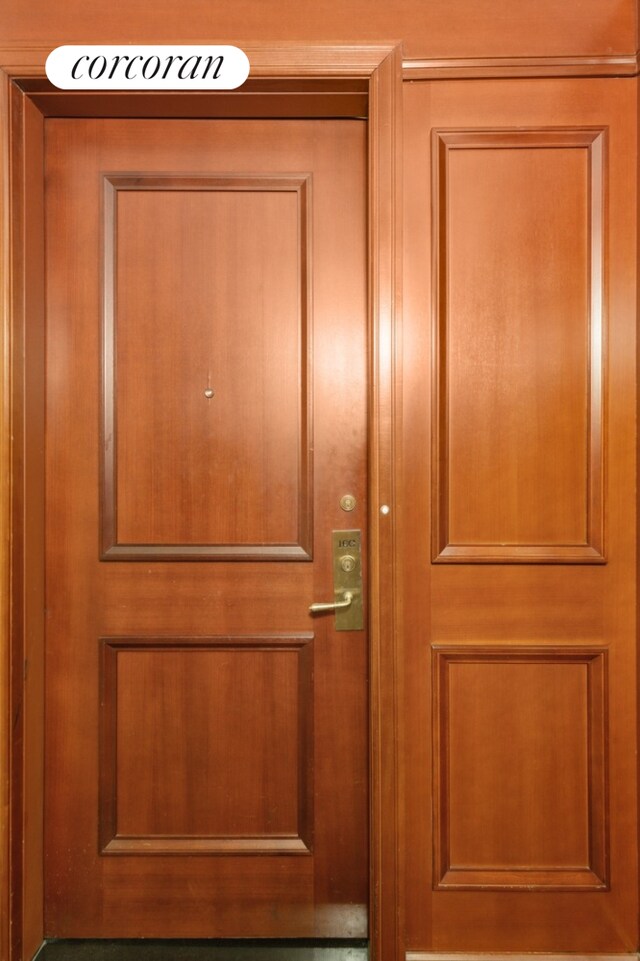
[45, 45, 250, 90]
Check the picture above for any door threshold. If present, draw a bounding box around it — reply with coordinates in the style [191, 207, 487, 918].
[35, 940, 369, 961]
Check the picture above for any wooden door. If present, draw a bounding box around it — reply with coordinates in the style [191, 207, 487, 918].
[43, 116, 368, 938]
[402, 77, 638, 954]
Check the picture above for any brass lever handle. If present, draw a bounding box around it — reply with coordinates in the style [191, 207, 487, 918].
[309, 591, 353, 614]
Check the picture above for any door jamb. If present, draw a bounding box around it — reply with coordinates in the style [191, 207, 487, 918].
[0, 42, 403, 961]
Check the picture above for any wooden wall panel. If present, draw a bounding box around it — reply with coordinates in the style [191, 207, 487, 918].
[99, 636, 313, 856]
[0, 0, 636, 61]
[402, 77, 637, 954]
[102, 174, 311, 560]
[433, 647, 608, 891]
[432, 129, 605, 563]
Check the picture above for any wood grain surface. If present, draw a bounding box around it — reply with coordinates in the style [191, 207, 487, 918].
[0, 0, 635, 61]
[401, 76, 638, 953]
[44, 117, 368, 938]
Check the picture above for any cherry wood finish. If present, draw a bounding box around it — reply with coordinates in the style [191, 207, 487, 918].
[432, 127, 605, 563]
[5, 83, 46, 961]
[16, 77, 369, 120]
[433, 647, 608, 891]
[44, 116, 368, 938]
[0, 1, 636, 61]
[1, 9, 639, 961]
[402, 77, 637, 952]
[102, 173, 312, 559]
[402, 55, 640, 80]
[1, 47, 402, 961]
[99, 636, 314, 855]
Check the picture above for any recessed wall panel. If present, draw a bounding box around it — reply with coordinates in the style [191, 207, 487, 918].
[100, 635, 314, 855]
[432, 129, 605, 563]
[102, 175, 312, 560]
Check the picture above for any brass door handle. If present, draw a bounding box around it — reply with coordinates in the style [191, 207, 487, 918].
[309, 591, 353, 614]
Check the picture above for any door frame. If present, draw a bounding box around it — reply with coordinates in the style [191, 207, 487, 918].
[0, 42, 403, 961]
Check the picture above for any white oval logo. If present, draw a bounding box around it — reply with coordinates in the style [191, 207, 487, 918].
[46, 45, 250, 90]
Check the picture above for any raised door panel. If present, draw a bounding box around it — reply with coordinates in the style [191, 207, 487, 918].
[100, 636, 313, 855]
[103, 174, 311, 559]
[433, 647, 607, 890]
[433, 129, 604, 563]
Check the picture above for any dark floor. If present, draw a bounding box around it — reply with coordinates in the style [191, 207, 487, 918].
[35, 940, 369, 961]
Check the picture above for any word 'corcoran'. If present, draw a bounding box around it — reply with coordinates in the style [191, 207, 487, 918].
[71, 53, 224, 82]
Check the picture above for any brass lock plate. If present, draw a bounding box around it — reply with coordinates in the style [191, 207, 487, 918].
[332, 530, 364, 631]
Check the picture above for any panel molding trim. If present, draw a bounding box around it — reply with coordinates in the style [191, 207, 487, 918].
[99, 634, 314, 856]
[432, 127, 607, 564]
[101, 173, 313, 561]
[402, 53, 640, 80]
[432, 645, 609, 891]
